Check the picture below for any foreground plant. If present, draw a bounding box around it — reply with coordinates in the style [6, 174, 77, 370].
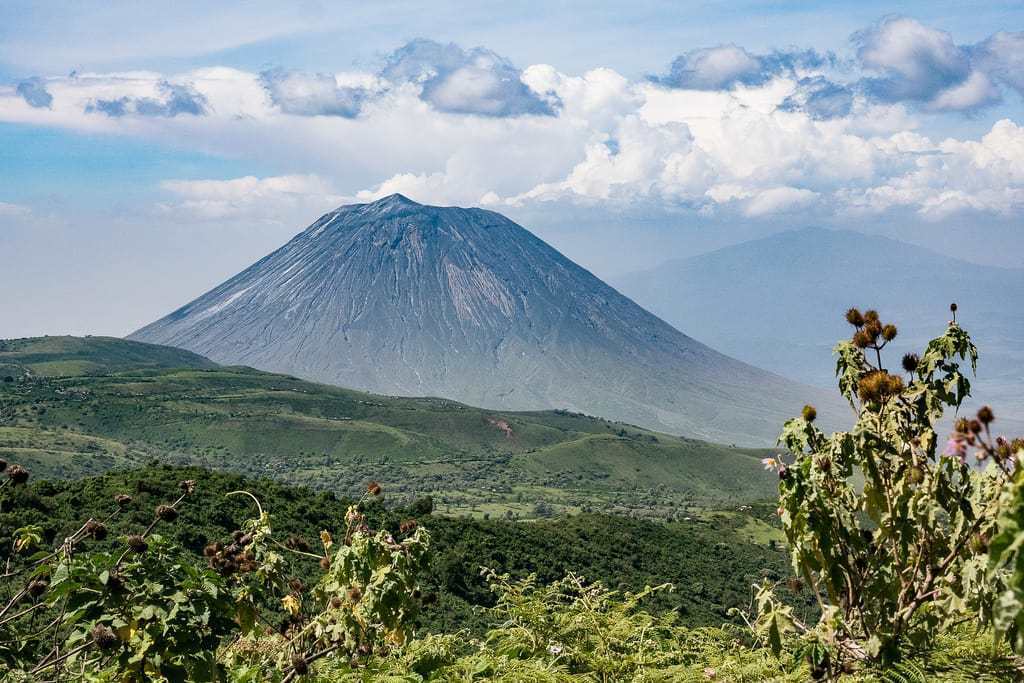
[758, 305, 1024, 675]
[0, 477, 429, 681]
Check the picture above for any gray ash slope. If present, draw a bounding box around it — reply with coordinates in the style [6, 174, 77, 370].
[130, 194, 831, 445]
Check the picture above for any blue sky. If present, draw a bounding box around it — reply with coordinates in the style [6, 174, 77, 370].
[0, 1, 1022, 337]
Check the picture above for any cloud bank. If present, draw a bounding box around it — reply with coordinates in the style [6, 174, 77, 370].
[1, 22, 1022, 225]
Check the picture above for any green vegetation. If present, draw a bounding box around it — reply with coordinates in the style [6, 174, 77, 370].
[0, 335, 216, 378]
[1, 309, 1023, 680]
[0, 336, 776, 515]
[0, 465, 797, 636]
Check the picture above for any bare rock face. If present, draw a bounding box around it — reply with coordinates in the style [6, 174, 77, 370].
[130, 194, 828, 445]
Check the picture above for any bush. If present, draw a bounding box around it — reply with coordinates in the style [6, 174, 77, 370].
[755, 306, 1024, 675]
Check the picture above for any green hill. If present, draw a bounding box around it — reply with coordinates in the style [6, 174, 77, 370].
[0, 335, 216, 378]
[0, 336, 780, 515]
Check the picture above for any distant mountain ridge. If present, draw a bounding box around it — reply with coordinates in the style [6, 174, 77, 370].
[614, 227, 1024, 430]
[130, 195, 833, 445]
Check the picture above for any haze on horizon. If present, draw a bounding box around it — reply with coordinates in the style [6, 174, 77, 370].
[1, 1, 1023, 339]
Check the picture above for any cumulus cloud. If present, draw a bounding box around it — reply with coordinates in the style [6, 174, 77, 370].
[652, 45, 833, 90]
[86, 80, 208, 118]
[158, 175, 343, 222]
[0, 24, 1022, 225]
[260, 68, 372, 117]
[971, 31, 1024, 96]
[380, 39, 557, 117]
[16, 78, 53, 108]
[854, 16, 1000, 112]
[779, 77, 854, 120]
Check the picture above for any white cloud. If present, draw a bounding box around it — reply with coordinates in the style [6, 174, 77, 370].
[0, 31, 1022, 225]
[158, 175, 343, 222]
[0, 202, 32, 217]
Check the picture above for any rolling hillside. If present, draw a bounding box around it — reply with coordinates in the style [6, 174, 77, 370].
[0, 336, 780, 515]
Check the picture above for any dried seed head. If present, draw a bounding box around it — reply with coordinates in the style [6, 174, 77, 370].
[864, 319, 883, 340]
[845, 308, 864, 327]
[289, 578, 304, 594]
[801, 404, 817, 423]
[27, 579, 48, 598]
[114, 494, 132, 507]
[319, 556, 331, 571]
[366, 481, 382, 497]
[399, 519, 418, 534]
[330, 596, 343, 609]
[91, 623, 118, 650]
[950, 302, 958, 313]
[291, 654, 309, 676]
[126, 535, 148, 553]
[955, 417, 971, 433]
[7, 464, 29, 485]
[864, 309, 880, 323]
[84, 520, 107, 541]
[347, 586, 362, 603]
[882, 324, 898, 342]
[977, 405, 994, 425]
[969, 419, 983, 434]
[853, 330, 873, 349]
[179, 479, 196, 495]
[901, 353, 919, 373]
[156, 505, 178, 522]
[203, 542, 220, 557]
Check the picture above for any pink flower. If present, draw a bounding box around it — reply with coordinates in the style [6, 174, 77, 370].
[944, 437, 967, 463]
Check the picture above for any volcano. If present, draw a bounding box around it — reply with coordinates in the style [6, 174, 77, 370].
[130, 194, 828, 445]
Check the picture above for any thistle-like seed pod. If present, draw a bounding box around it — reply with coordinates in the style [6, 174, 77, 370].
[969, 419, 983, 434]
[289, 578, 304, 593]
[950, 303, 957, 313]
[399, 519, 418, 534]
[845, 308, 864, 327]
[955, 417, 970, 433]
[126, 535, 148, 553]
[156, 505, 178, 522]
[90, 623, 118, 650]
[901, 353, 919, 373]
[27, 579, 48, 598]
[319, 556, 331, 571]
[864, 309, 880, 323]
[115, 494, 132, 507]
[330, 596, 343, 609]
[367, 481, 382, 497]
[977, 405, 994, 424]
[347, 586, 362, 603]
[85, 520, 107, 541]
[882, 324, 898, 342]
[179, 479, 197, 494]
[801, 404, 817, 423]
[853, 330, 872, 349]
[7, 464, 29, 485]
[291, 654, 309, 676]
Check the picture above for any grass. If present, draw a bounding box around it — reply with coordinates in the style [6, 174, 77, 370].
[0, 336, 780, 515]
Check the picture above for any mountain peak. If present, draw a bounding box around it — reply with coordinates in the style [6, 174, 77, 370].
[130, 202, 831, 445]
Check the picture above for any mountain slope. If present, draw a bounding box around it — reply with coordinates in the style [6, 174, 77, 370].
[614, 227, 1024, 429]
[130, 195, 832, 445]
[0, 336, 778, 512]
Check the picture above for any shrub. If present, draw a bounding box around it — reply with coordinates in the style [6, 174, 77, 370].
[757, 306, 1024, 674]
